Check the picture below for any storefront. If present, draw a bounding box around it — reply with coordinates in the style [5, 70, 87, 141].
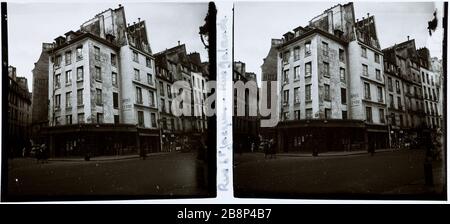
[43, 124, 160, 158]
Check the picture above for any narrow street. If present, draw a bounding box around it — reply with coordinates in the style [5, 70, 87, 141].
[6, 152, 210, 201]
[234, 149, 445, 199]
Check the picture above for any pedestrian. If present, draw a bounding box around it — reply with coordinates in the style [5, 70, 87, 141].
[264, 140, 269, 159]
[269, 139, 277, 159]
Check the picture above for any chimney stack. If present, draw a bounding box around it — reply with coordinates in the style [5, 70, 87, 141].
[178, 40, 180, 46]
[407, 36, 410, 41]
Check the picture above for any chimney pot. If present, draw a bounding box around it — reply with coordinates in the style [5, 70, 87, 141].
[407, 36, 410, 40]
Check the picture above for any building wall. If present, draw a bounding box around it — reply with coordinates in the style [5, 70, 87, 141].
[348, 41, 386, 124]
[32, 43, 52, 126]
[420, 67, 440, 129]
[119, 45, 158, 129]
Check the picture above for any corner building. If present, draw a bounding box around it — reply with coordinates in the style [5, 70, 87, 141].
[275, 3, 388, 152]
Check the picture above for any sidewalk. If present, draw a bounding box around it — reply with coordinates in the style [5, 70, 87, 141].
[277, 148, 395, 158]
[49, 152, 174, 162]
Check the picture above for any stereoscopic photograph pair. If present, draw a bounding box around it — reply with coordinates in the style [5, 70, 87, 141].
[1, 1, 446, 202]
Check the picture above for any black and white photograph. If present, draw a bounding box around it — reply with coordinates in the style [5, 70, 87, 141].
[233, 1, 446, 199]
[2, 1, 217, 201]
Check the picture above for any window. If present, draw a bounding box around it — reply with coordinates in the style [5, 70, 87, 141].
[379, 109, 385, 123]
[364, 83, 371, 99]
[112, 72, 118, 86]
[66, 92, 72, 108]
[167, 84, 172, 98]
[294, 87, 300, 103]
[95, 66, 101, 81]
[305, 41, 311, 56]
[377, 86, 383, 102]
[306, 109, 313, 119]
[323, 62, 329, 77]
[376, 69, 381, 80]
[341, 88, 347, 104]
[97, 113, 104, 124]
[55, 55, 62, 67]
[283, 70, 289, 83]
[138, 111, 144, 127]
[325, 108, 331, 119]
[133, 51, 139, 62]
[294, 66, 300, 80]
[77, 89, 83, 106]
[159, 81, 165, 96]
[388, 77, 393, 91]
[146, 57, 152, 68]
[365, 107, 372, 122]
[136, 87, 142, 104]
[76, 46, 83, 60]
[395, 80, 400, 93]
[322, 42, 329, 56]
[66, 115, 72, 124]
[111, 53, 117, 66]
[96, 89, 102, 105]
[342, 111, 348, 120]
[65, 51, 72, 65]
[399, 115, 403, 126]
[77, 66, 83, 81]
[375, 53, 380, 63]
[113, 92, 119, 108]
[161, 99, 166, 112]
[55, 94, 61, 109]
[397, 96, 402, 109]
[151, 113, 157, 127]
[55, 74, 61, 88]
[339, 49, 345, 62]
[149, 91, 155, 107]
[283, 90, 289, 104]
[361, 46, 367, 58]
[134, 68, 140, 81]
[78, 113, 84, 124]
[324, 84, 330, 101]
[147, 73, 153, 85]
[426, 73, 430, 84]
[362, 64, 368, 76]
[65, 70, 72, 85]
[294, 110, 300, 120]
[294, 47, 300, 61]
[305, 84, 311, 101]
[305, 62, 312, 77]
[340, 68, 346, 82]
[282, 51, 290, 63]
[389, 94, 394, 108]
[94, 46, 100, 61]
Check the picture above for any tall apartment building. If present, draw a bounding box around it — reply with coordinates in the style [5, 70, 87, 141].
[31, 43, 53, 142]
[418, 48, 441, 130]
[154, 44, 209, 149]
[8, 66, 32, 157]
[233, 61, 259, 153]
[382, 39, 442, 146]
[274, 3, 388, 152]
[46, 5, 160, 157]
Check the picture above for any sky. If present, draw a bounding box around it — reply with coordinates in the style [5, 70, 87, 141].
[7, 2, 209, 91]
[234, 1, 444, 85]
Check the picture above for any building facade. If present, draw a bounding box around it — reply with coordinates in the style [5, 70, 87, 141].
[31, 43, 53, 142]
[273, 3, 388, 153]
[8, 66, 32, 157]
[46, 6, 160, 157]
